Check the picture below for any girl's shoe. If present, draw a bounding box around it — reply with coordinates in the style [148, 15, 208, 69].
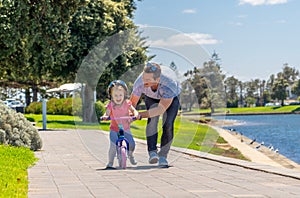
[129, 156, 137, 165]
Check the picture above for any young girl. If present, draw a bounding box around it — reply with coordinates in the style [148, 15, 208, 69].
[102, 80, 139, 168]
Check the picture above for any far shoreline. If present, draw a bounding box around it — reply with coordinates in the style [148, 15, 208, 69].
[204, 118, 300, 170]
[183, 111, 300, 117]
[215, 125, 300, 170]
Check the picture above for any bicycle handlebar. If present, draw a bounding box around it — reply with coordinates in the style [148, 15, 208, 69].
[100, 116, 137, 121]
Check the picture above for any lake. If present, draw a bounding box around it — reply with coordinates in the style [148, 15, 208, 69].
[214, 114, 300, 164]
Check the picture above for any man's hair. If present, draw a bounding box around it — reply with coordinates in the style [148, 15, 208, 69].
[143, 62, 161, 79]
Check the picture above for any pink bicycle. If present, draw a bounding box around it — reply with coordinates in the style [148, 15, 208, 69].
[100, 116, 136, 169]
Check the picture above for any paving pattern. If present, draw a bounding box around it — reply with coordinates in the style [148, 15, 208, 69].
[28, 130, 300, 197]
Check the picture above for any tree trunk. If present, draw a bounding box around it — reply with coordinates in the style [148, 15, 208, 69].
[32, 84, 38, 102]
[25, 88, 31, 106]
[82, 84, 97, 123]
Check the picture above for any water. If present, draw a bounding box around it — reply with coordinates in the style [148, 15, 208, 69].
[215, 114, 300, 164]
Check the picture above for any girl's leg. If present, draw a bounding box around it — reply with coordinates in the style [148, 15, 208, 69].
[124, 131, 136, 153]
[107, 131, 118, 167]
[125, 131, 137, 165]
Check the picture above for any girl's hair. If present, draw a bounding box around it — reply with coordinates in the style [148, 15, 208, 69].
[143, 62, 161, 79]
[107, 80, 128, 99]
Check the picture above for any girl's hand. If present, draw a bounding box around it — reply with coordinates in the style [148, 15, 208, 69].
[100, 116, 109, 121]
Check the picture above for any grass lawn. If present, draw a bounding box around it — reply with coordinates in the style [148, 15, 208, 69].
[227, 105, 300, 113]
[0, 145, 37, 197]
[183, 105, 300, 115]
[25, 114, 247, 159]
[25, 114, 101, 129]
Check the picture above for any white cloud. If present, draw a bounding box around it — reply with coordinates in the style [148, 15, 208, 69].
[237, 14, 248, 18]
[136, 24, 150, 28]
[182, 9, 197, 14]
[276, 19, 287, 23]
[229, 22, 244, 26]
[147, 33, 219, 47]
[239, 0, 288, 6]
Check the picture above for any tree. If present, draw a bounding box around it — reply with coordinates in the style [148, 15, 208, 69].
[259, 80, 266, 106]
[0, 0, 147, 121]
[292, 79, 300, 97]
[180, 79, 198, 111]
[70, 0, 147, 122]
[184, 52, 226, 113]
[0, 0, 84, 104]
[282, 63, 299, 84]
[281, 63, 299, 98]
[272, 74, 289, 106]
[237, 81, 244, 107]
[224, 76, 239, 107]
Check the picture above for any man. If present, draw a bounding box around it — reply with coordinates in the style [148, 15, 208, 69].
[130, 62, 181, 166]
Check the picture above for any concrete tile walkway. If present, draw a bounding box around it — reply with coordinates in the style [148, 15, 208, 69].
[28, 130, 300, 197]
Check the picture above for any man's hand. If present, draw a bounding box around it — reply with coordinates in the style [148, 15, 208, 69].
[137, 114, 143, 120]
[138, 98, 173, 118]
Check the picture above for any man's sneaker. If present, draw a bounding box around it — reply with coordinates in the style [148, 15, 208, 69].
[158, 157, 168, 166]
[106, 162, 113, 168]
[148, 151, 159, 164]
[129, 156, 137, 165]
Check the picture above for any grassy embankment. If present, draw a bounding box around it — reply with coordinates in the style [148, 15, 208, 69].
[183, 105, 300, 115]
[0, 145, 37, 198]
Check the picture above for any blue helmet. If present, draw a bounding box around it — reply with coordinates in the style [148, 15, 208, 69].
[107, 80, 128, 99]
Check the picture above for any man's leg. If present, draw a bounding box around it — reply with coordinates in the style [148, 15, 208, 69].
[144, 96, 160, 163]
[158, 96, 179, 162]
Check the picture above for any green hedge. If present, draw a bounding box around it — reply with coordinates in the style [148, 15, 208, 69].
[95, 100, 106, 121]
[26, 98, 82, 116]
[25, 98, 106, 118]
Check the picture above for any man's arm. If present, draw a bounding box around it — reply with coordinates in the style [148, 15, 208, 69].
[130, 94, 140, 108]
[139, 98, 173, 118]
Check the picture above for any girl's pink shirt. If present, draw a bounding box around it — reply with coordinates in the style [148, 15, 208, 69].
[106, 100, 132, 131]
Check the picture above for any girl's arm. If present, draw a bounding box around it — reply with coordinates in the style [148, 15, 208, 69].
[101, 108, 110, 120]
[129, 105, 138, 117]
[129, 105, 142, 120]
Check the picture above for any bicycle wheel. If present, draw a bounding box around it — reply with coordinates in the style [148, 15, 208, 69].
[118, 146, 127, 169]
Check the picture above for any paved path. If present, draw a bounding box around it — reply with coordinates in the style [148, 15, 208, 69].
[28, 130, 300, 197]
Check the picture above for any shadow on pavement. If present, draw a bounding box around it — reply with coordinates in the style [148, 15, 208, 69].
[96, 165, 172, 171]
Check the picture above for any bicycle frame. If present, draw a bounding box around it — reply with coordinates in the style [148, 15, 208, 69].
[116, 127, 129, 169]
[100, 116, 136, 169]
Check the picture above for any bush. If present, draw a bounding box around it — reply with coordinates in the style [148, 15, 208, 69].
[25, 102, 42, 114]
[25, 97, 82, 116]
[47, 98, 59, 114]
[0, 103, 42, 151]
[72, 97, 82, 117]
[95, 100, 106, 121]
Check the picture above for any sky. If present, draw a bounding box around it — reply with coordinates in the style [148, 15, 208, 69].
[133, 0, 300, 82]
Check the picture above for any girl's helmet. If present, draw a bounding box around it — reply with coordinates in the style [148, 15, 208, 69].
[107, 80, 128, 99]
